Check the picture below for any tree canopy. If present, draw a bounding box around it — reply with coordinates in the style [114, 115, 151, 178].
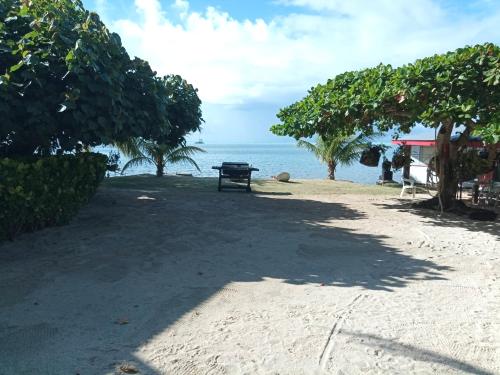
[271, 43, 499, 141]
[160, 74, 204, 146]
[0, 0, 172, 156]
[271, 43, 500, 207]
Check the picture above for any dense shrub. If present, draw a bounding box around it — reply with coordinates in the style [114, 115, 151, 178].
[0, 152, 107, 240]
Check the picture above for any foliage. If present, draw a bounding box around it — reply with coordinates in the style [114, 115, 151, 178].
[473, 120, 500, 144]
[297, 133, 374, 179]
[359, 143, 388, 167]
[0, 153, 107, 240]
[118, 138, 205, 177]
[0, 0, 170, 156]
[271, 43, 500, 207]
[391, 145, 411, 170]
[271, 43, 500, 139]
[456, 149, 492, 181]
[159, 74, 204, 146]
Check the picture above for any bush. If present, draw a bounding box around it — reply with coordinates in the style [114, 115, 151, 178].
[0, 153, 107, 240]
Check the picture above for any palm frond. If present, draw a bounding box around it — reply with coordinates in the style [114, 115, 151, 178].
[299, 132, 381, 170]
[114, 138, 144, 159]
[167, 145, 205, 161]
[168, 155, 202, 172]
[118, 139, 205, 175]
[121, 156, 153, 174]
[334, 133, 377, 166]
[297, 139, 324, 160]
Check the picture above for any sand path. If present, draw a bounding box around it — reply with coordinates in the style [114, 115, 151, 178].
[0, 186, 499, 374]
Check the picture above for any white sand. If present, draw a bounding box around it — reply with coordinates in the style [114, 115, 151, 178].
[0, 186, 499, 374]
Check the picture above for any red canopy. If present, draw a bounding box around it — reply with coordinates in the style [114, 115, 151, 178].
[392, 139, 487, 148]
[392, 139, 436, 147]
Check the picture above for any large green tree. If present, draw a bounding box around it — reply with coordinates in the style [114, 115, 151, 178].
[271, 43, 500, 208]
[0, 0, 170, 156]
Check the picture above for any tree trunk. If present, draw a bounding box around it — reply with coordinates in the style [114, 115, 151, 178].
[327, 161, 336, 180]
[436, 122, 472, 209]
[156, 157, 164, 177]
[436, 122, 455, 208]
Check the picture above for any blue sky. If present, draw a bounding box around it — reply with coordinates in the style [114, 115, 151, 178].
[83, 0, 500, 144]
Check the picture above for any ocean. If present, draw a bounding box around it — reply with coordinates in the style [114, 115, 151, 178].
[99, 143, 401, 185]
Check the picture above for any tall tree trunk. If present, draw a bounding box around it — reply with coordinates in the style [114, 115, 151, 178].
[327, 161, 336, 180]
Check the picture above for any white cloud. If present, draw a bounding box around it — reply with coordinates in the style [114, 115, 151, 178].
[106, 0, 500, 143]
[110, 0, 500, 108]
[172, 0, 189, 19]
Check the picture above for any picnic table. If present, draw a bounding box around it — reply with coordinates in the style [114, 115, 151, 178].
[212, 162, 259, 192]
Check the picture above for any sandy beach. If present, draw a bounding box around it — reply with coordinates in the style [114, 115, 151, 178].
[0, 177, 499, 374]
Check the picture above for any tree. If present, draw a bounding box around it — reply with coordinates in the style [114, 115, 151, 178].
[0, 0, 170, 156]
[118, 138, 205, 177]
[159, 74, 204, 146]
[271, 43, 500, 209]
[297, 134, 374, 180]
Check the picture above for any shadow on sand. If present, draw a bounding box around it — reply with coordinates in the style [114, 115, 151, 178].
[375, 198, 500, 240]
[0, 188, 453, 374]
[341, 330, 495, 375]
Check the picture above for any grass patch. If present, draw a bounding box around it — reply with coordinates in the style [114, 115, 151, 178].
[102, 174, 402, 196]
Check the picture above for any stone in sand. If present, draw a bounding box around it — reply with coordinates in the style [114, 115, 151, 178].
[274, 172, 290, 182]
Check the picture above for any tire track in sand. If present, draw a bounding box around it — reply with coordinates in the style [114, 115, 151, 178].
[319, 294, 367, 369]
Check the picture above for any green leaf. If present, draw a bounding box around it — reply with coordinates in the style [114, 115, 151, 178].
[65, 49, 75, 63]
[9, 61, 24, 73]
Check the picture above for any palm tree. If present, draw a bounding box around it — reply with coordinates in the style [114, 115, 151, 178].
[297, 134, 374, 180]
[117, 138, 205, 177]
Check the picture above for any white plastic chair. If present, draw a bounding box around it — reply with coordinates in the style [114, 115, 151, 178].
[400, 178, 416, 198]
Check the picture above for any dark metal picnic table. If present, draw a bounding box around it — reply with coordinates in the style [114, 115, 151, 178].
[212, 162, 259, 192]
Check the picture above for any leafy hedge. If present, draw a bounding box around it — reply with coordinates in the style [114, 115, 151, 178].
[0, 153, 107, 240]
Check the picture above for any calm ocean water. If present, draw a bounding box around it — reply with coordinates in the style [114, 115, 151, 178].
[99, 144, 401, 185]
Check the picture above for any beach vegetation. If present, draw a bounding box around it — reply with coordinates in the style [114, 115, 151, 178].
[159, 74, 204, 146]
[391, 145, 411, 170]
[0, 0, 171, 157]
[297, 133, 374, 179]
[118, 138, 205, 177]
[271, 43, 500, 209]
[0, 1, 204, 239]
[359, 143, 388, 167]
[456, 149, 492, 182]
[116, 75, 204, 177]
[0, 153, 107, 240]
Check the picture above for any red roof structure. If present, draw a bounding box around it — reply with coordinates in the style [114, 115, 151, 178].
[391, 137, 488, 149]
[392, 139, 437, 147]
